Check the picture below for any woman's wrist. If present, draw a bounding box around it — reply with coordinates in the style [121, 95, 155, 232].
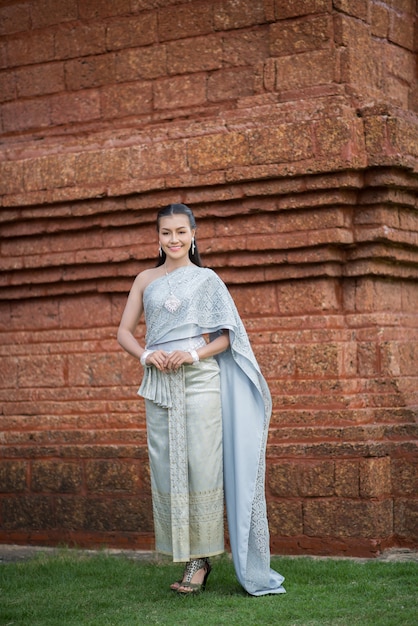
[188, 349, 200, 364]
[140, 350, 154, 366]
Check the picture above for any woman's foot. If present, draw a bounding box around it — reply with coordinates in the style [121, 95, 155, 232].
[170, 579, 182, 591]
[176, 558, 211, 595]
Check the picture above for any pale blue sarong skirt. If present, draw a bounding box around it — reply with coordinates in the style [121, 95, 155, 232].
[143, 336, 224, 562]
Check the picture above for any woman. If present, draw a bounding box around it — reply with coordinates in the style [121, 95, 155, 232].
[117, 203, 285, 596]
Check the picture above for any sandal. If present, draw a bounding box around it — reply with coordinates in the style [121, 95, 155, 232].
[176, 558, 211, 595]
[170, 579, 183, 591]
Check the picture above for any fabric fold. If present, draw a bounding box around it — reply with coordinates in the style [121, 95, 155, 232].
[138, 365, 173, 409]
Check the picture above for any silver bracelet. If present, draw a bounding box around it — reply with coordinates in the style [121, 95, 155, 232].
[140, 350, 153, 367]
[189, 349, 200, 364]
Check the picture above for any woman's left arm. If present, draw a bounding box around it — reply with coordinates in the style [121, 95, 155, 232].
[195, 330, 230, 360]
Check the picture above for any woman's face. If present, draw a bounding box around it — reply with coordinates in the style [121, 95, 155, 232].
[158, 214, 195, 263]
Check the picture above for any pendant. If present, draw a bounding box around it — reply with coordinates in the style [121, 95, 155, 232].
[164, 294, 182, 313]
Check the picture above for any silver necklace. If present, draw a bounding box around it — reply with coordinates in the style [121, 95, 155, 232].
[164, 266, 182, 313]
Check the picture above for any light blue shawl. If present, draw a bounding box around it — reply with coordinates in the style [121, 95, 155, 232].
[141, 265, 285, 596]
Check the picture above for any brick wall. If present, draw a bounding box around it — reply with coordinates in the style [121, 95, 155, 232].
[0, 0, 417, 556]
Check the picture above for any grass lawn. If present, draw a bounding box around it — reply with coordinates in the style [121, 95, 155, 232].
[0, 550, 416, 625]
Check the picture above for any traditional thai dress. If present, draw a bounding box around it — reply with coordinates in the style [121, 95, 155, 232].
[138, 265, 285, 596]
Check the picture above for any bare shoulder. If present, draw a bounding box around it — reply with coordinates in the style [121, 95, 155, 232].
[133, 267, 164, 294]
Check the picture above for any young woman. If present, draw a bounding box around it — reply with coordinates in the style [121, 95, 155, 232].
[117, 203, 285, 596]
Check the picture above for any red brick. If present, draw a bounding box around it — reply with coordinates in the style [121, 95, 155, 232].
[276, 279, 340, 315]
[0, 355, 19, 387]
[360, 457, 391, 497]
[1, 496, 55, 530]
[7, 300, 59, 330]
[268, 500, 303, 535]
[294, 343, 340, 377]
[214, 0, 266, 30]
[0, 71, 16, 102]
[188, 131, 249, 172]
[270, 15, 332, 56]
[370, 4, 389, 38]
[22, 153, 77, 192]
[388, 117, 418, 157]
[115, 46, 166, 81]
[65, 54, 116, 90]
[388, 0, 414, 10]
[398, 342, 418, 377]
[98, 497, 147, 532]
[269, 460, 335, 497]
[263, 0, 275, 21]
[304, 499, 393, 537]
[100, 81, 153, 119]
[391, 459, 418, 496]
[85, 460, 141, 492]
[222, 28, 270, 66]
[335, 499, 393, 537]
[55, 496, 86, 530]
[345, 278, 402, 314]
[166, 34, 222, 74]
[0, 3, 31, 36]
[159, 2, 213, 41]
[268, 462, 297, 497]
[394, 499, 418, 540]
[17, 355, 66, 389]
[384, 75, 410, 109]
[106, 13, 157, 50]
[30, 0, 77, 29]
[31, 461, 83, 493]
[333, 0, 367, 20]
[357, 342, 379, 376]
[0, 40, 7, 69]
[230, 283, 277, 316]
[248, 123, 314, 164]
[275, 49, 335, 90]
[208, 67, 255, 102]
[153, 73, 206, 109]
[15, 63, 65, 98]
[131, 141, 188, 178]
[300, 461, 335, 496]
[75, 146, 131, 185]
[68, 352, 135, 387]
[389, 14, 415, 50]
[335, 460, 359, 497]
[79, 0, 131, 20]
[0, 461, 27, 492]
[1, 98, 51, 133]
[257, 344, 295, 378]
[58, 295, 111, 328]
[274, 0, 330, 19]
[50, 90, 101, 125]
[55, 22, 106, 60]
[7, 31, 55, 67]
[315, 116, 361, 160]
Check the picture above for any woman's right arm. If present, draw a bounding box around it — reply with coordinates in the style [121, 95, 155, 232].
[117, 275, 146, 361]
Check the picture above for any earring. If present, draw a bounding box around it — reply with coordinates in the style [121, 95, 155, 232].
[191, 237, 195, 255]
[159, 244, 162, 257]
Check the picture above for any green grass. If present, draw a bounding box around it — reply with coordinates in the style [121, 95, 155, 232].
[0, 551, 416, 625]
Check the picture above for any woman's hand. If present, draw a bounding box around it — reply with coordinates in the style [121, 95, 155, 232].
[163, 350, 193, 370]
[144, 350, 170, 371]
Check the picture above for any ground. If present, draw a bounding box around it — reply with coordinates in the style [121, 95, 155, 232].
[0, 544, 417, 563]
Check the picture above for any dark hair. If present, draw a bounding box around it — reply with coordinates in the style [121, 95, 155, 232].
[156, 203, 202, 267]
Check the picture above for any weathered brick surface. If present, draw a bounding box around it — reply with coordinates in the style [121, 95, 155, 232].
[0, 0, 416, 556]
[31, 461, 83, 493]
